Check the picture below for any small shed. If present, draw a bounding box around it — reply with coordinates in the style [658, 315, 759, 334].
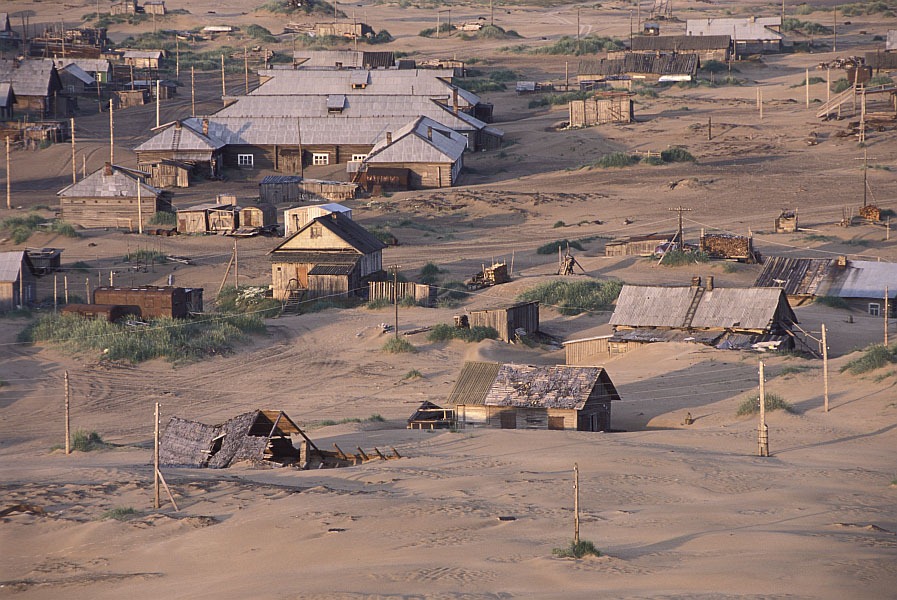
[177, 203, 214, 234]
[147, 159, 191, 188]
[449, 362, 618, 432]
[112, 89, 148, 109]
[775, 209, 798, 233]
[25, 247, 62, 274]
[208, 204, 239, 233]
[467, 301, 539, 342]
[240, 204, 277, 228]
[407, 401, 454, 429]
[93, 285, 196, 319]
[122, 50, 164, 70]
[569, 93, 633, 127]
[283, 203, 352, 237]
[159, 410, 314, 468]
[60, 303, 141, 322]
[0, 251, 37, 311]
[259, 175, 304, 204]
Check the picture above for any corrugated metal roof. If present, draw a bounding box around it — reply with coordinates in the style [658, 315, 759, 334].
[826, 261, 897, 299]
[294, 50, 364, 68]
[0, 251, 26, 282]
[59, 63, 95, 85]
[268, 250, 361, 264]
[610, 284, 794, 330]
[326, 93, 346, 110]
[686, 17, 783, 41]
[57, 165, 162, 198]
[0, 58, 57, 97]
[753, 257, 834, 296]
[134, 120, 224, 152]
[260, 175, 303, 184]
[349, 70, 369, 86]
[57, 58, 111, 74]
[308, 264, 354, 275]
[446, 361, 502, 406]
[631, 34, 731, 51]
[485, 364, 608, 410]
[122, 50, 164, 59]
[365, 116, 466, 164]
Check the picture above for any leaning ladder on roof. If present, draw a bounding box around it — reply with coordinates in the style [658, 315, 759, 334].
[681, 286, 704, 328]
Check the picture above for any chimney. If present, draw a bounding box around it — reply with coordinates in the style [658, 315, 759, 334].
[386, 131, 392, 145]
[691, 276, 702, 287]
[104, 162, 113, 176]
[837, 255, 848, 267]
[174, 120, 182, 129]
[427, 126, 432, 140]
[201, 118, 209, 135]
[453, 88, 458, 114]
[705, 276, 714, 291]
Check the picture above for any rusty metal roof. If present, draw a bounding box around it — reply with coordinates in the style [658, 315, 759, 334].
[446, 361, 502, 407]
[753, 256, 834, 296]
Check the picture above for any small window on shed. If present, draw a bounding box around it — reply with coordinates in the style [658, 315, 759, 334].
[312, 152, 329, 166]
[869, 303, 881, 317]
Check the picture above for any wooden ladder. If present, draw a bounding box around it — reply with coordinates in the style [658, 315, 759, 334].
[816, 85, 856, 119]
[681, 286, 704, 329]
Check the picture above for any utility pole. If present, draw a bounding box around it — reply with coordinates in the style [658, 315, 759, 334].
[155, 79, 160, 128]
[70, 117, 76, 184]
[191, 66, 196, 117]
[822, 323, 829, 412]
[5, 135, 10, 209]
[109, 99, 114, 164]
[233, 238, 239, 289]
[885, 287, 890, 347]
[175, 35, 180, 79]
[573, 463, 580, 546]
[64, 371, 71, 455]
[668, 206, 692, 247]
[576, 7, 581, 55]
[758, 361, 769, 457]
[220, 54, 226, 102]
[389, 264, 401, 338]
[832, 9, 837, 52]
[855, 149, 876, 208]
[154, 402, 160, 509]
[244, 46, 249, 94]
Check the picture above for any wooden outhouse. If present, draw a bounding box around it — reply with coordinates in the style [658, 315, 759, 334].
[268, 212, 386, 301]
[240, 204, 277, 228]
[468, 301, 539, 342]
[0, 251, 37, 311]
[448, 362, 618, 432]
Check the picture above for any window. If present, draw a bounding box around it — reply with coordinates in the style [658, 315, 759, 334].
[310, 224, 323, 239]
[312, 153, 329, 166]
[351, 154, 367, 162]
[869, 303, 881, 317]
[237, 154, 253, 167]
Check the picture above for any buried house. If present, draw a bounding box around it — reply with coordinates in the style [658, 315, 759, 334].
[448, 361, 618, 432]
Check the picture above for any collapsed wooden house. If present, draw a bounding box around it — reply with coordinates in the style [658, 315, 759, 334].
[607, 280, 797, 352]
[24, 247, 61, 274]
[176, 202, 240, 234]
[407, 401, 454, 429]
[467, 301, 539, 342]
[604, 233, 673, 257]
[448, 362, 618, 431]
[569, 93, 633, 127]
[60, 303, 141, 322]
[775, 209, 798, 233]
[93, 285, 203, 318]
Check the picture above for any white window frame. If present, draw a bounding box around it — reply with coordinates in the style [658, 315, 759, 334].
[312, 152, 330, 166]
[237, 154, 254, 168]
[350, 154, 367, 162]
[869, 303, 881, 317]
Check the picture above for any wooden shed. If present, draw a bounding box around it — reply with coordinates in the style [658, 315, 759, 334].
[449, 362, 618, 432]
[240, 204, 277, 228]
[147, 160, 191, 188]
[60, 303, 141, 322]
[112, 89, 148, 109]
[569, 93, 633, 127]
[259, 175, 304, 204]
[0, 251, 37, 311]
[208, 204, 239, 233]
[283, 203, 352, 237]
[25, 247, 62, 275]
[57, 163, 168, 230]
[775, 210, 798, 233]
[93, 285, 198, 319]
[177, 203, 214, 234]
[468, 301, 539, 342]
[563, 335, 641, 365]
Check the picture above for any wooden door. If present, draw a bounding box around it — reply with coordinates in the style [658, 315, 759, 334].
[500, 411, 516, 430]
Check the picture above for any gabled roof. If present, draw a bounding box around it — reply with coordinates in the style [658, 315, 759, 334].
[59, 63, 95, 85]
[686, 17, 783, 41]
[753, 256, 834, 296]
[57, 58, 112, 74]
[447, 361, 619, 410]
[57, 165, 162, 198]
[270, 212, 386, 256]
[0, 58, 59, 97]
[579, 53, 698, 77]
[0, 251, 32, 282]
[631, 34, 731, 51]
[610, 284, 795, 330]
[825, 260, 897, 299]
[134, 120, 225, 152]
[122, 50, 164, 59]
[364, 116, 467, 164]
[0, 83, 14, 108]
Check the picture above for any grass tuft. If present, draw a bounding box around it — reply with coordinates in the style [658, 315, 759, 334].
[427, 324, 499, 343]
[553, 539, 601, 558]
[71, 430, 107, 452]
[657, 250, 710, 266]
[102, 507, 138, 521]
[382, 337, 416, 353]
[736, 393, 794, 416]
[403, 369, 423, 380]
[841, 344, 897, 375]
[517, 279, 622, 316]
[536, 239, 584, 255]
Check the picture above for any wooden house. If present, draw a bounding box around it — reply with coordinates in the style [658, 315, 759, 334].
[448, 362, 618, 432]
[293, 50, 396, 70]
[360, 116, 466, 189]
[160, 410, 312, 468]
[122, 50, 164, 69]
[0, 83, 15, 120]
[110, 0, 138, 15]
[467, 301, 539, 342]
[268, 212, 386, 301]
[113, 88, 148, 109]
[284, 203, 352, 237]
[569, 93, 633, 127]
[57, 163, 168, 229]
[57, 62, 95, 95]
[604, 234, 673, 257]
[686, 17, 783, 55]
[24, 247, 62, 274]
[57, 59, 112, 85]
[577, 54, 698, 87]
[93, 285, 201, 318]
[134, 119, 224, 181]
[0, 58, 67, 118]
[240, 204, 277, 228]
[146, 160, 191, 188]
[314, 22, 373, 39]
[630, 35, 731, 62]
[144, 1, 166, 15]
[0, 251, 37, 311]
[756, 257, 897, 316]
[608, 281, 797, 351]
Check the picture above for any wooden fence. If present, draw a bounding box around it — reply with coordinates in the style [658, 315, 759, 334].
[368, 281, 436, 307]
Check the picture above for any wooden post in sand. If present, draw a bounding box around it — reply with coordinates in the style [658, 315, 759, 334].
[758, 361, 769, 457]
[64, 371, 71, 455]
[806, 68, 810, 108]
[85, 278, 91, 304]
[191, 66, 195, 117]
[822, 324, 829, 412]
[220, 54, 226, 104]
[885, 287, 889, 347]
[5, 135, 10, 209]
[64, 275, 69, 304]
[154, 402, 160, 509]
[708, 116, 712, 141]
[109, 99, 114, 164]
[573, 462, 580, 545]
[70, 117, 76, 184]
[233, 238, 239, 289]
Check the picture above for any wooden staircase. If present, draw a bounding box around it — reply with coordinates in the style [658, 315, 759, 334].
[816, 85, 856, 119]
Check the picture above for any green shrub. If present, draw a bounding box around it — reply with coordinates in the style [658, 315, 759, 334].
[642, 155, 664, 166]
[71, 430, 106, 452]
[419, 23, 456, 37]
[489, 68, 518, 82]
[536, 239, 584, 255]
[529, 90, 592, 109]
[217, 286, 282, 318]
[530, 35, 624, 55]
[553, 539, 601, 558]
[258, 0, 344, 16]
[517, 279, 623, 316]
[427, 323, 499, 343]
[778, 364, 816, 377]
[1, 213, 79, 243]
[124, 249, 167, 263]
[403, 369, 423, 380]
[470, 24, 521, 39]
[657, 250, 710, 266]
[103, 507, 138, 521]
[553, 221, 566, 228]
[814, 295, 849, 309]
[382, 337, 416, 353]
[831, 78, 852, 93]
[736, 393, 794, 416]
[701, 60, 729, 73]
[593, 152, 639, 168]
[462, 79, 507, 93]
[869, 75, 894, 87]
[245, 24, 277, 42]
[420, 262, 445, 284]
[841, 344, 897, 375]
[661, 147, 695, 163]
[148, 211, 177, 226]
[366, 298, 391, 310]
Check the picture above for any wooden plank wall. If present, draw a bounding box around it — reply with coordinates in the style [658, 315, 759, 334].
[368, 281, 436, 307]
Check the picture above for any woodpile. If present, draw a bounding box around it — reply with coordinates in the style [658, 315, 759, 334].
[699, 233, 760, 263]
[859, 204, 880, 222]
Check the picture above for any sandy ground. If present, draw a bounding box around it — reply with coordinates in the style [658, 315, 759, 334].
[2, 0, 897, 598]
